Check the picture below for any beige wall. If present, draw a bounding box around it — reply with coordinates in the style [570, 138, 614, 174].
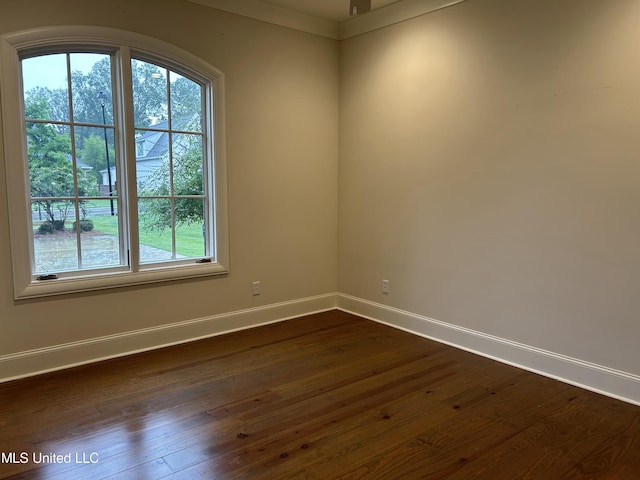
[2, 0, 640, 388]
[339, 0, 640, 374]
[0, 0, 339, 357]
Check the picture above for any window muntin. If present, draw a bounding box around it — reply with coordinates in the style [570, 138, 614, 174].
[1, 27, 228, 299]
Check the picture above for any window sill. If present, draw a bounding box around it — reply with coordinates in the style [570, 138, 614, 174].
[15, 262, 228, 300]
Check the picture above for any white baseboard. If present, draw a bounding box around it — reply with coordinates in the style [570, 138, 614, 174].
[337, 293, 640, 406]
[5, 291, 640, 407]
[0, 293, 337, 383]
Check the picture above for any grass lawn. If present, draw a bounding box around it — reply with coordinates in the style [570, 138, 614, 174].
[90, 215, 206, 258]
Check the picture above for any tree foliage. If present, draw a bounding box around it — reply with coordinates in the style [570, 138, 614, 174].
[139, 133, 204, 232]
[26, 97, 98, 230]
[79, 135, 115, 184]
[132, 59, 169, 127]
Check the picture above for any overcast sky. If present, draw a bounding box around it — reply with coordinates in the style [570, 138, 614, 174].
[21, 53, 107, 93]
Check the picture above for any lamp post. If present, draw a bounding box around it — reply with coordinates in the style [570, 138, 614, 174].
[97, 91, 115, 216]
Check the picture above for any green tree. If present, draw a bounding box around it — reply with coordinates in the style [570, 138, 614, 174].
[132, 59, 168, 127]
[72, 56, 113, 126]
[26, 97, 98, 230]
[25, 86, 70, 122]
[79, 134, 115, 184]
[171, 75, 201, 119]
[139, 134, 204, 232]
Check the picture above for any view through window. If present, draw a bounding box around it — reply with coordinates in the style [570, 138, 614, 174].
[22, 52, 209, 274]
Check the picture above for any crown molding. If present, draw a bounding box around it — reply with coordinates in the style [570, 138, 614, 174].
[339, 0, 467, 39]
[186, 0, 467, 40]
[186, 0, 340, 39]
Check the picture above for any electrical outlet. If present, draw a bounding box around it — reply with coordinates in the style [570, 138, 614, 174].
[252, 281, 261, 296]
[382, 279, 390, 294]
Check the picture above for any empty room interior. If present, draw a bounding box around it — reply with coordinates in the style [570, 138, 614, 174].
[1, 0, 640, 478]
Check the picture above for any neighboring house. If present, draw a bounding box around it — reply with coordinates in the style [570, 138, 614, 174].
[99, 114, 200, 191]
[74, 157, 94, 173]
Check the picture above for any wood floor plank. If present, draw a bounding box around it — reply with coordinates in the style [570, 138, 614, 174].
[1, 311, 639, 480]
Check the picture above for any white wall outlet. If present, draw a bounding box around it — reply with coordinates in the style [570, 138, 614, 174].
[252, 281, 261, 296]
[382, 279, 390, 294]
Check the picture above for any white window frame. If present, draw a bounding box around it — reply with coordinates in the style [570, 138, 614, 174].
[0, 26, 229, 299]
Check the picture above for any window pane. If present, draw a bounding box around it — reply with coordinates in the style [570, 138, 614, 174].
[135, 129, 169, 193]
[71, 53, 113, 125]
[80, 231, 121, 268]
[33, 199, 123, 272]
[22, 54, 70, 122]
[170, 71, 202, 133]
[132, 59, 168, 129]
[138, 198, 173, 263]
[33, 200, 79, 273]
[75, 163, 100, 198]
[173, 133, 204, 195]
[27, 123, 74, 198]
[80, 202, 122, 268]
[175, 198, 206, 258]
[31, 199, 75, 233]
[75, 127, 116, 198]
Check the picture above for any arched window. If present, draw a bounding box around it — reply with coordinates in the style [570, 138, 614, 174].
[1, 26, 228, 299]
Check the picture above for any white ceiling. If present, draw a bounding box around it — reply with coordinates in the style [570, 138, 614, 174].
[260, 0, 403, 23]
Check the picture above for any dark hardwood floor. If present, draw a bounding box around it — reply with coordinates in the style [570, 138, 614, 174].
[1, 310, 639, 479]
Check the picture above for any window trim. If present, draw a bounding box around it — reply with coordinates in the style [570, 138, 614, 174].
[1, 26, 229, 299]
